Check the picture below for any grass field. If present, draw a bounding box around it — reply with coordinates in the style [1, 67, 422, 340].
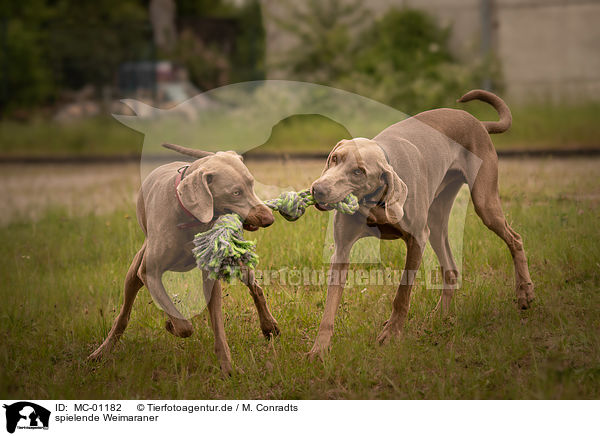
[0, 157, 599, 399]
[1, 101, 599, 156]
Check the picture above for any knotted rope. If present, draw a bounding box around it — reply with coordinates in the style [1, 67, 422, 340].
[264, 189, 358, 221]
[193, 190, 359, 280]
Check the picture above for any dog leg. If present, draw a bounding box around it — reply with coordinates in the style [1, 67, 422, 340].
[377, 234, 426, 344]
[88, 242, 146, 360]
[470, 161, 534, 309]
[308, 261, 348, 359]
[433, 270, 458, 315]
[203, 272, 232, 375]
[143, 264, 194, 338]
[428, 181, 463, 314]
[241, 269, 280, 339]
[308, 213, 363, 359]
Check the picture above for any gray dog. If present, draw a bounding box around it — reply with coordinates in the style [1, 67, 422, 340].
[88, 144, 279, 375]
[308, 90, 534, 357]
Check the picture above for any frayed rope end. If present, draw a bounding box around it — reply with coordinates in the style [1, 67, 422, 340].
[192, 214, 258, 282]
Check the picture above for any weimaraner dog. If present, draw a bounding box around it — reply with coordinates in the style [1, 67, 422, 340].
[308, 90, 534, 357]
[88, 144, 279, 375]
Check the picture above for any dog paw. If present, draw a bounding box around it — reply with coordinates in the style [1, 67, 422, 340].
[262, 322, 280, 340]
[432, 298, 452, 317]
[517, 282, 534, 309]
[220, 361, 233, 377]
[305, 351, 323, 362]
[525, 284, 535, 303]
[87, 346, 109, 362]
[376, 321, 402, 345]
[165, 319, 194, 338]
[306, 344, 328, 362]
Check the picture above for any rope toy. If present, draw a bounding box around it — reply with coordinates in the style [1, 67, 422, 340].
[193, 190, 359, 281]
[192, 214, 258, 281]
[265, 189, 358, 221]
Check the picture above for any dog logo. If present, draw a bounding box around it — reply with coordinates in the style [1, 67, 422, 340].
[2, 402, 50, 433]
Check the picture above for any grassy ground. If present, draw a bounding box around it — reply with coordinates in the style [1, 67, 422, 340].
[0, 158, 599, 399]
[1, 101, 599, 156]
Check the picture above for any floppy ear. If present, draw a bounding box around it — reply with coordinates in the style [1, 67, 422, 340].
[176, 169, 214, 223]
[381, 164, 408, 223]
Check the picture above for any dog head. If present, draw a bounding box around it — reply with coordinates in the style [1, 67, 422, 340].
[311, 138, 407, 223]
[167, 145, 274, 231]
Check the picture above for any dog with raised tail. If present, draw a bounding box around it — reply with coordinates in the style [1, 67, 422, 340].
[308, 90, 534, 357]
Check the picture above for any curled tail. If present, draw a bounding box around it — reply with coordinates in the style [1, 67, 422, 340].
[458, 89, 512, 134]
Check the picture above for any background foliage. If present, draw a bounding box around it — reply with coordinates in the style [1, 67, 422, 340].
[0, 0, 264, 115]
[274, 2, 500, 113]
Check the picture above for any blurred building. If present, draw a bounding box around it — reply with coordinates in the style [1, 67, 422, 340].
[262, 0, 600, 102]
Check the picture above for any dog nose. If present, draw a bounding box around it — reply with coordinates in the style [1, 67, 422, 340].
[247, 205, 274, 228]
[312, 184, 326, 202]
[262, 211, 274, 227]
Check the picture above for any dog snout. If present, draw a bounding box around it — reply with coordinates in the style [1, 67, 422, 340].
[311, 183, 328, 203]
[260, 208, 275, 227]
[245, 204, 274, 229]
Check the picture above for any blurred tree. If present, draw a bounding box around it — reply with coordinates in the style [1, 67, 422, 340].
[150, 0, 178, 52]
[46, 0, 149, 92]
[347, 8, 500, 113]
[173, 27, 232, 91]
[231, 0, 265, 82]
[274, 4, 501, 113]
[0, 0, 267, 115]
[271, 0, 363, 83]
[0, 0, 56, 114]
[176, 0, 236, 17]
[0, 0, 149, 115]
[172, 0, 265, 90]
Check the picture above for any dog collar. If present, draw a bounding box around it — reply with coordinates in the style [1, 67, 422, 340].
[174, 165, 204, 229]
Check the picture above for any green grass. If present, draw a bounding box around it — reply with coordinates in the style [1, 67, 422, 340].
[0, 158, 598, 399]
[0, 117, 144, 156]
[1, 101, 599, 156]
[459, 101, 600, 151]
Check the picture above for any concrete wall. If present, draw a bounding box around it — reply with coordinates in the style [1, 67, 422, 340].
[496, 0, 600, 102]
[261, 0, 600, 102]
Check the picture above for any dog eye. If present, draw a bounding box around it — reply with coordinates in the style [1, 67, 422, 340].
[232, 190, 241, 196]
[353, 168, 364, 176]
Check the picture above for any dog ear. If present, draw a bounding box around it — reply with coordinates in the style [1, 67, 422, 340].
[218, 150, 244, 161]
[177, 169, 214, 223]
[381, 164, 408, 223]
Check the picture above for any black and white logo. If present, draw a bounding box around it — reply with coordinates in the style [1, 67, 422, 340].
[3, 402, 50, 433]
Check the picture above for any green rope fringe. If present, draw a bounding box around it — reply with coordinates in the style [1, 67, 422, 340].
[193, 190, 359, 281]
[192, 214, 258, 281]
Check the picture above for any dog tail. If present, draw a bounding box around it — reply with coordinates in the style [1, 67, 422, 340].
[162, 143, 214, 159]
[458, 89, 512, 134]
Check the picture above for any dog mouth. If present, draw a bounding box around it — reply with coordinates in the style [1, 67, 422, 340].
[243, 223, 260, 232]
[313, 193, 353, 211]
[314, 202, 335, 211]
[222, 208, 260, 231]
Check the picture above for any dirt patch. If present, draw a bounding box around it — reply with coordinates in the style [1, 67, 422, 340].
[1, 157, 597, 226]
[0, 163, 140, 225]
